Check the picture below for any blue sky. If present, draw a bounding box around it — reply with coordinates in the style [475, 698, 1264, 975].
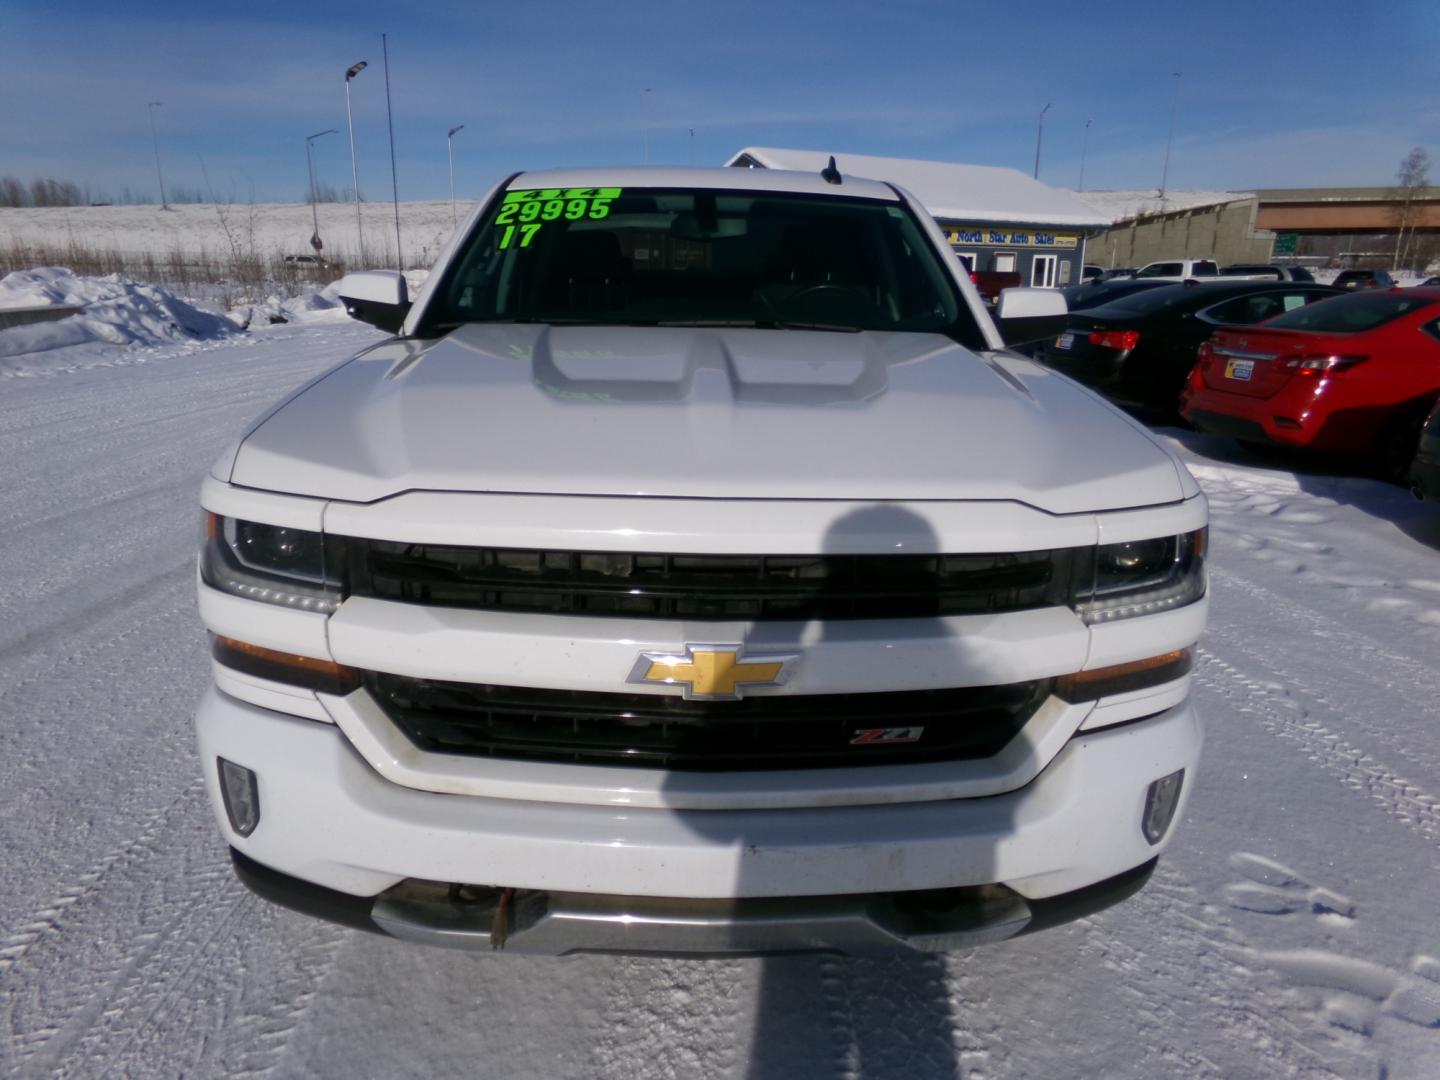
[3, 0, 1437, 204]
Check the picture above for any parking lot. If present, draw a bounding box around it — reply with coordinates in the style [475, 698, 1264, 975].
[0, 321, 1437, 1078]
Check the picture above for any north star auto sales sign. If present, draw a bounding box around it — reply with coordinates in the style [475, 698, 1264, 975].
[946, 228, 1079, 249]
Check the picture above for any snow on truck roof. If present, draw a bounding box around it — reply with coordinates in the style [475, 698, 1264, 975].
[509, 165, 899, 201]
[726, 147, 1111, 229]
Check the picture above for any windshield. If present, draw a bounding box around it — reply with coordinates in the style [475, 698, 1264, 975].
[1260, 291, 1436, 333]
[420, 187, 979, 343]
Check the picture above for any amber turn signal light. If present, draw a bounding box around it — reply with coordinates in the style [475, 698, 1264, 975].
[212, 635, 360, 695]
[1056, 649, 1192, 703]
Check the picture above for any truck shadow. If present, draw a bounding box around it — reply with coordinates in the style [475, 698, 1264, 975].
[1155, 422, 1440, 553]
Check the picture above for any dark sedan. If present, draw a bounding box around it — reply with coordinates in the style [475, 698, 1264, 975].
[1033, 280, 1343, 410]
[1058, 278, 1171, 313]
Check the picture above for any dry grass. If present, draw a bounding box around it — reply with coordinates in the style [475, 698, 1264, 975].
[0, 236, 355, 307]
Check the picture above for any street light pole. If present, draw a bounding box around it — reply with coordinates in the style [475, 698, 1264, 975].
[147, 101, 168, 210]
[345, 60, 368, 266]
[447, 124, 464, 228]
[1033, 103, 1051, 180]
[643, 87, 652, 163]
[305, 128, 338, 255]
[382, 32, 402, 268]
[1078, 117, 1093, 192]
[1159, 71, 1181, 199]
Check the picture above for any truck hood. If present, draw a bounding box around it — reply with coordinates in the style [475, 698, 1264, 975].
[228, 324, 1191, 514]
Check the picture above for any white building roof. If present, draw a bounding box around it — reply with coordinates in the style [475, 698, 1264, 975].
[1070, 189, 1257, 224]
[727, 147, 1110, 230]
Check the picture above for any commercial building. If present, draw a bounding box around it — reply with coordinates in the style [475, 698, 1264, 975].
[1076, 187, 1440, 271]
[727, 148, 1109, 287]
[1072, 191, 1270, 269]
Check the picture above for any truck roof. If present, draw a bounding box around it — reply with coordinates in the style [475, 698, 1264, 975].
[507, 165, 901, 202]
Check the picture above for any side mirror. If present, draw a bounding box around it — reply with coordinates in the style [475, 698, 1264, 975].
[337, 270, 411, 334]
[994, 287, 1067, 347]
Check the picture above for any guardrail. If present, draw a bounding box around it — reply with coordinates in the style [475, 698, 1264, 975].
[0, 304, 83, 331]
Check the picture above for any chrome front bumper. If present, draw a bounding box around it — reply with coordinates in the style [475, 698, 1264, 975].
[233, 849, 1156, 957]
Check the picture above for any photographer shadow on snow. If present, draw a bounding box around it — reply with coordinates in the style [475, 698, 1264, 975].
[656, 503, 1010, 1079]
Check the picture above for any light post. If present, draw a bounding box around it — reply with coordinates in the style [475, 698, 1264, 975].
[643, 87, 652, 163]
[147, 101, 168, 210]
[447, 124, 464, 228]
[345, 60, 367, 265]
[305, 128, 338, 255]
[1033, 103, 1051, 180]
[1159, 72, 1181, 199]
[1078, 117, 1093, 192]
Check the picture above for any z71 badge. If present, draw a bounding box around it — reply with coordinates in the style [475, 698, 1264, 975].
[850, 726, 925, 745]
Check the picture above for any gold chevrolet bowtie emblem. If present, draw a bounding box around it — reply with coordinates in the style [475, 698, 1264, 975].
[629, 644, 798, 701]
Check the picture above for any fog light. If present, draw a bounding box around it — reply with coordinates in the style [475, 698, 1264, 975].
[218, 758, 260, 837]
[1142, 770, 1184, 845]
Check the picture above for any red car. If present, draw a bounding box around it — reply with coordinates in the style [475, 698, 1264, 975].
[1181, 288, 1440, 479]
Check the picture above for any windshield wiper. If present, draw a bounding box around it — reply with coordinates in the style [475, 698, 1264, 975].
[761, 320, 863, 333]
[427, 316, 660, 331]
[657, 319, 763, 327]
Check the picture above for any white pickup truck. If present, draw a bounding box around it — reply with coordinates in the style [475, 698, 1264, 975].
[1130, 258, 1221, 281]
[194, 164, 1207, 955]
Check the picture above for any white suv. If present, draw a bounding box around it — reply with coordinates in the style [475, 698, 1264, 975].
[195, 165, 1207, 955]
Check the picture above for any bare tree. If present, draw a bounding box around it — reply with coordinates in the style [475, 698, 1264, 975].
[1392, 147, 1432, 270]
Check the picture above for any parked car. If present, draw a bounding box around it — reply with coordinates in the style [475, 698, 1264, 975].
[1081, 264, 1105, 283]
[1035, 280, 1343, 410]
[1332, 268, 1396, 290]
[194, 164, 1207, 955]
[1411, 398, 1440, 500]
[1182, 287, 1440, 481]
[1220, 264, 1315, 282]
[1094, 267, 1138, 282]
[1058, 278, 1171, 313]
[1133, 259, 1220, 281]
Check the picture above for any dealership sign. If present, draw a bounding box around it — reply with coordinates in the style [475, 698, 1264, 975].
[946, 228, 1079, 250]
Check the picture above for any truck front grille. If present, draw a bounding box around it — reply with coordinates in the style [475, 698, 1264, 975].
[366, 673, 1050, 771]
[346, 543, 1076, 621]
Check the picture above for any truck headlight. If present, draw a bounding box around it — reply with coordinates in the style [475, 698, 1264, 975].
[1077, 528, 1206, 624]
[201, 514, 341, 613]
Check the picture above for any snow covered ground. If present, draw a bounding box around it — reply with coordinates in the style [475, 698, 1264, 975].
[1, 316, 1439, 1079]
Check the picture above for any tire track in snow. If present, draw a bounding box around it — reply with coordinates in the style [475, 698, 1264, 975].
[0, 576, 194, 717]
[0, 778, 206, 982]
[1208, 563, 1440, 708]
[1204, 566, 1440, 786]
[1079, 862, 1356, 1079]
[0, 779, 208, 1064]
[2, 800, 346, 1080]
[1195, 650, 1440, 848]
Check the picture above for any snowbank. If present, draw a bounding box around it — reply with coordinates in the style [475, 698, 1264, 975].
[229, 280, 349, 331]
[0, 268, 239, 375]
[0, 267, 416, 377]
